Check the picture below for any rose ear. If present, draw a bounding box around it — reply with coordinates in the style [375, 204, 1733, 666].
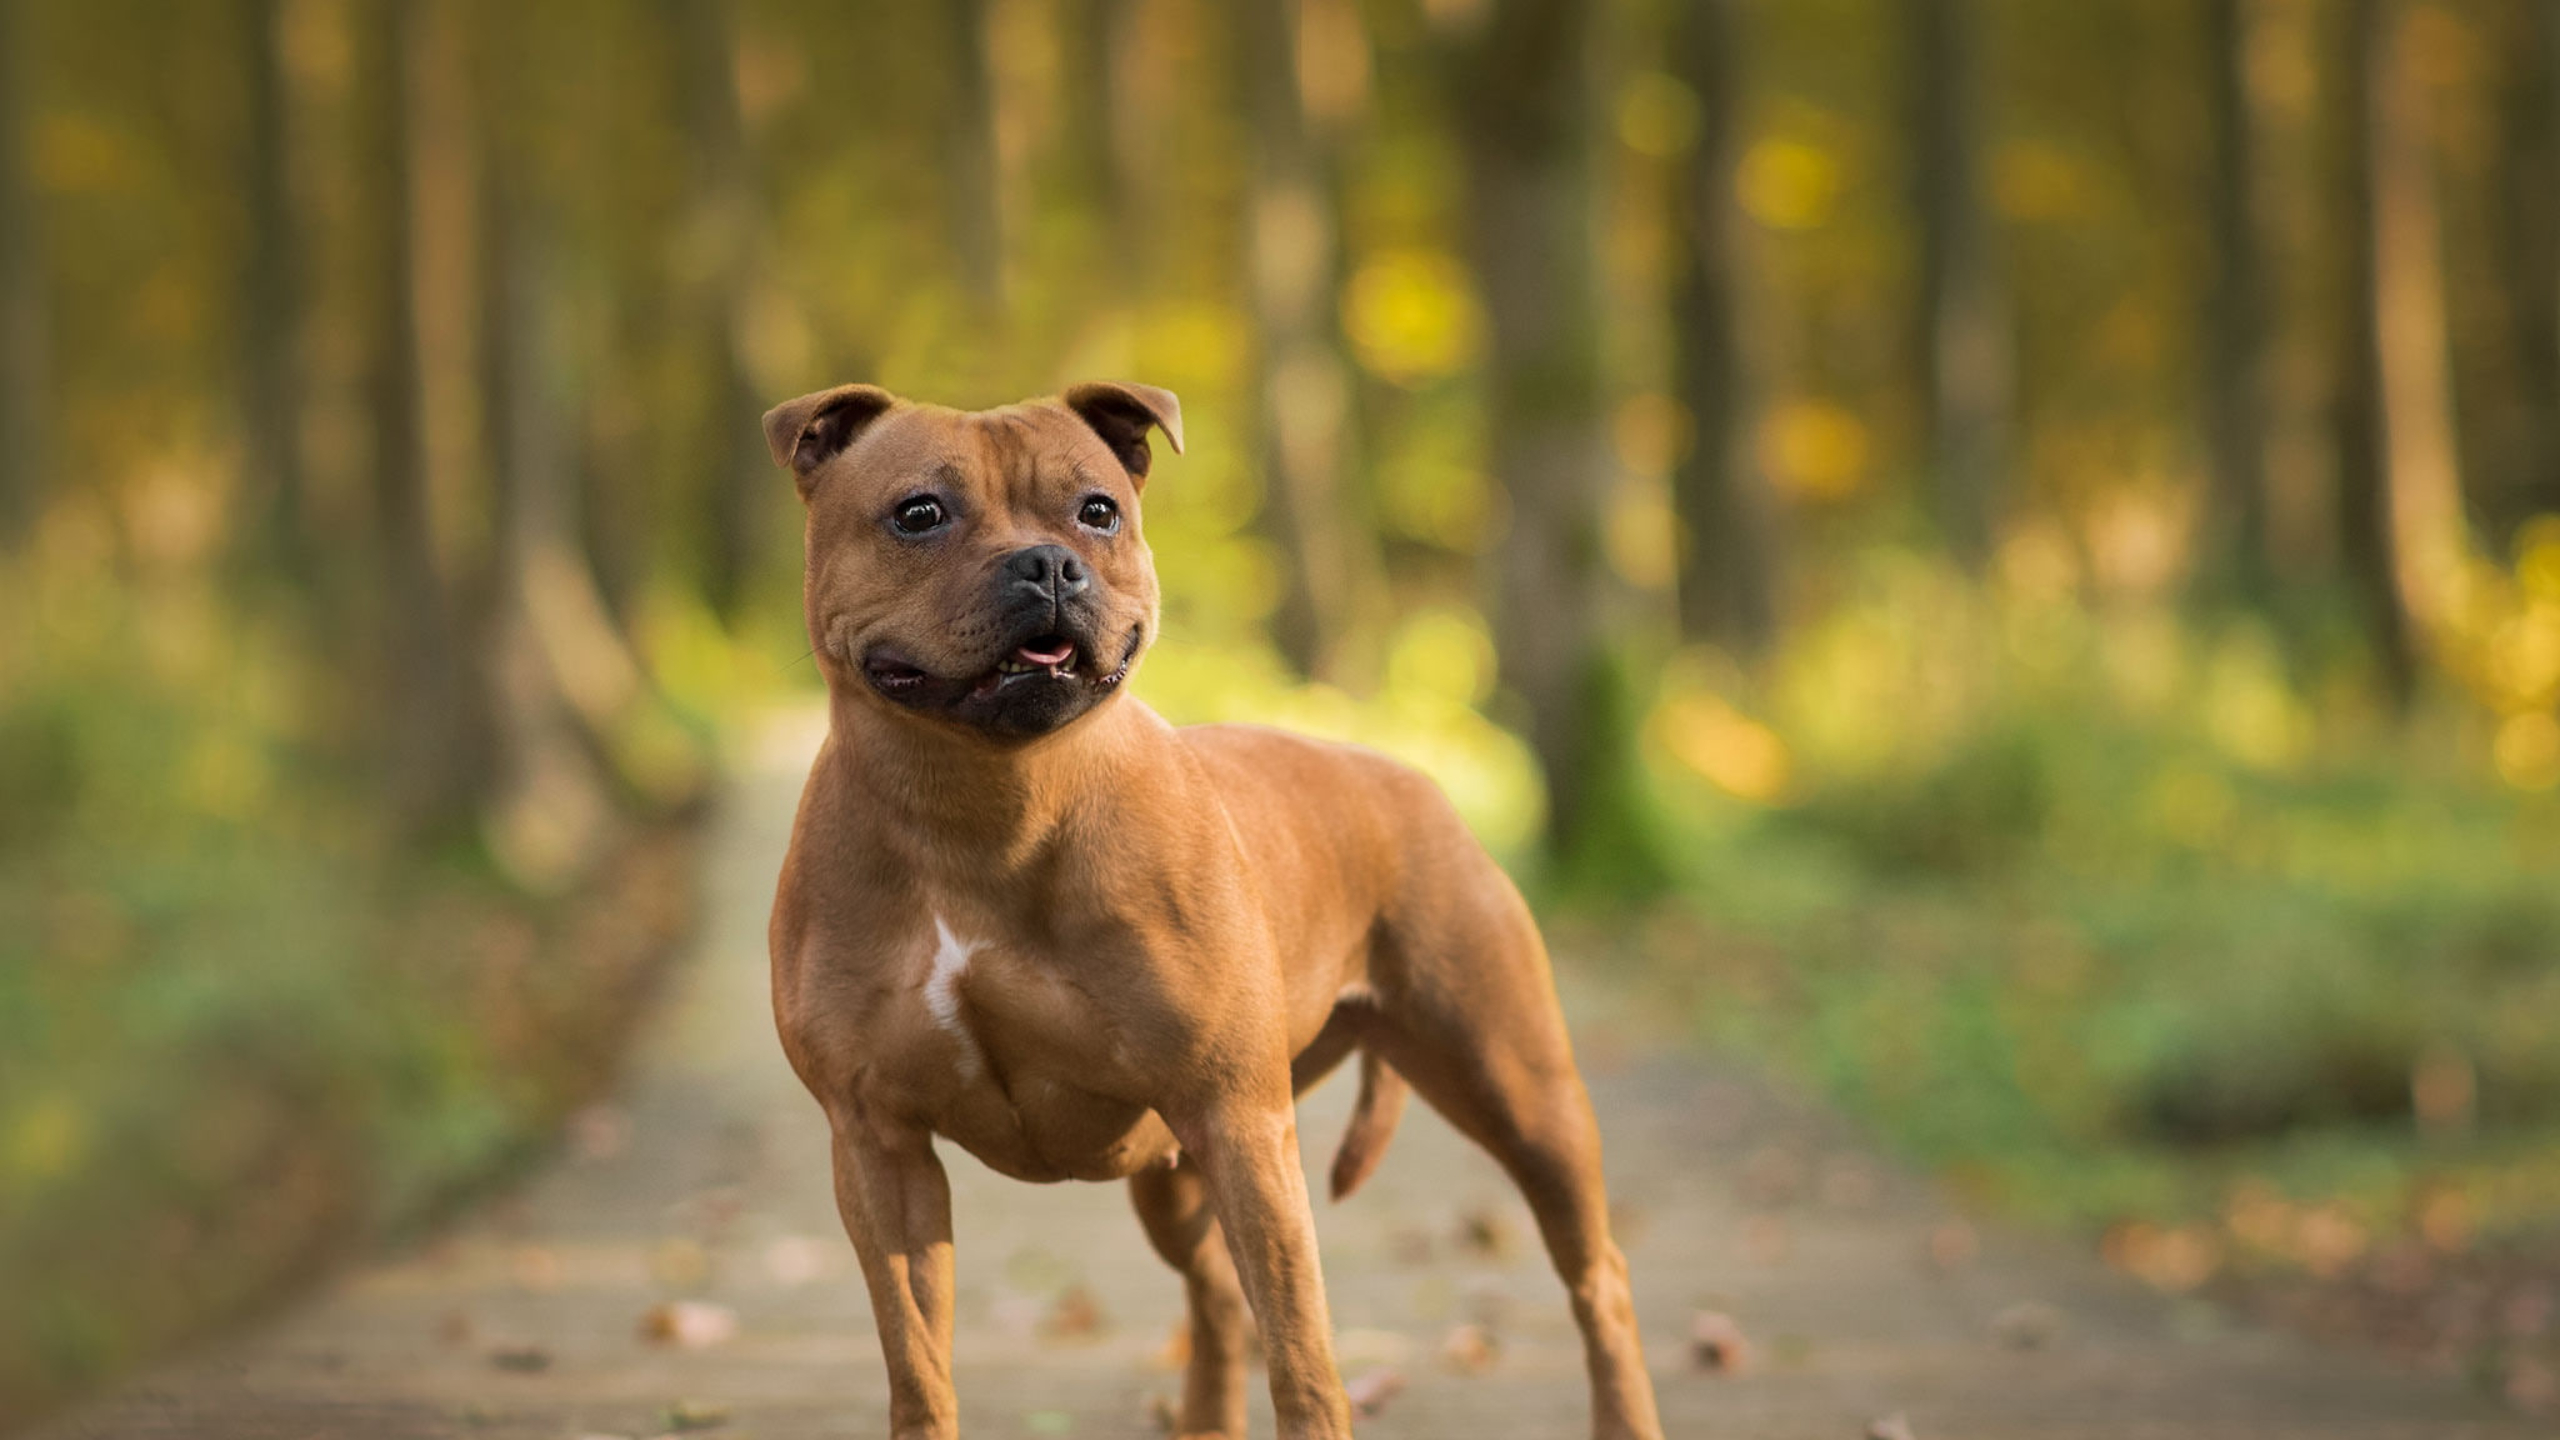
[1062, 381, 1183, 487]
[761, 384, 899, 493]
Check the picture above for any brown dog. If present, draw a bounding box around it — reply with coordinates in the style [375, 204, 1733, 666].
[762, 381, 1663, 1440]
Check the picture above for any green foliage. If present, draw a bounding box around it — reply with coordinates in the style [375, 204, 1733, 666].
[1634, 600, 2560, 1240]
[0, 644, 684, 1421]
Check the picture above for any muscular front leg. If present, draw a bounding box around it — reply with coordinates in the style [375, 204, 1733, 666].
[829, 1110, 958, 1440]
[1171, 1095, 1354, 1439]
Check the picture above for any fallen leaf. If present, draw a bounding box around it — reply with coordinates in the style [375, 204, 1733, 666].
[568, 1104, 629, 1161]
[1455, 1206, 1516, 1262]
[1344, 1366, 1406, 1417]
[1928, 1221, 1978, 1273]
[1145, 1391, 1179, 1433]
[512, 1246, 563, 1293]
[660, 1398, 730, 1431]
[1042, 1284, 1107, 1342]
[1154, 1320, 1191, 1371]
[487, 1343, 552, 1373]
[1866, 1412, 1919, 1440]
[1689, 1310, 1753, 1375]
[639, 1300, 740, 1349]
[1990, 1300, 2064, 1351]
[1439, 1322, 1499, 1374]
[651, 1237, 712, 1292]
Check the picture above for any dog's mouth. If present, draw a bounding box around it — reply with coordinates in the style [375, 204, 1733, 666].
[860, 628, 1141, 734]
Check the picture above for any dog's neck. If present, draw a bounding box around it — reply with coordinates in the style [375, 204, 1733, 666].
[823, 685, 1146, 861]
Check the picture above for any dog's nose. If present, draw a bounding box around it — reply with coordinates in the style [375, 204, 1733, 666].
[1003, 544, 1090, 602]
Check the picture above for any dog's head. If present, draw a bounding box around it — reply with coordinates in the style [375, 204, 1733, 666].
[764, 381, 1180, 740]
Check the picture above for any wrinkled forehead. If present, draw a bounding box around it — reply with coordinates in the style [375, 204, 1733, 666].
[832, 402, 1118, 504]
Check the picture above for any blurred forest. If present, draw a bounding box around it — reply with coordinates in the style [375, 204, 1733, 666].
[6, 0, 2560, 1420]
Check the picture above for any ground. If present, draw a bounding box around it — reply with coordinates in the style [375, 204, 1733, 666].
[24, 714, 2540, 1440]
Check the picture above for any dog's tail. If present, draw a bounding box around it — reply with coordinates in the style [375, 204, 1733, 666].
[1328, 1048, 1409, 1202]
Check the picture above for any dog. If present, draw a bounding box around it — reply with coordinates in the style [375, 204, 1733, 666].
[762, 380, 1663, 1440]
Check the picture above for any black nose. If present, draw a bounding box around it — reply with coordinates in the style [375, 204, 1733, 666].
[1003, 544, 1091, 603]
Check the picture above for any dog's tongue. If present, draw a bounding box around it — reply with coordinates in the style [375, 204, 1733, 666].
[1016, 639, 1075, 667]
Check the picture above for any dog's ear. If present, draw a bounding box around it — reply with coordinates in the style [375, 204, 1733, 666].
[1062, 381, 1183, 487]
[762, 384, 898, 492]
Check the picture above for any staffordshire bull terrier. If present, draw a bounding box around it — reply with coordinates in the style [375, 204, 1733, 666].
[762, 380, 1662, 1440]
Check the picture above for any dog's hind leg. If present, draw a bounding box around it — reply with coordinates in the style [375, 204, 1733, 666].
[1130, 1155, 1252, 1440]
[1366, 903, 1665, 1440]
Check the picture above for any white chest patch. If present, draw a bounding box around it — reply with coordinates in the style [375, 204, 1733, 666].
[924, 914, 983, 1074]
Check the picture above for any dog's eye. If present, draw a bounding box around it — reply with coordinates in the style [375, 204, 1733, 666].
[891, 496, 947, 535]
[1077, 496, 1120, 534]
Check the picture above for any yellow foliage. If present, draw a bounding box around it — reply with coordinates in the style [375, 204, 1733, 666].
[1606, 477, 1678, 592]
[2517, 517, 2560, 599]
[1384, 607, 1497, 709]
[2146, 764, 2235, 848]
[1736, 138, 1841, 231]
[2494, 713, 2560, 792]
[8, 1096, 86, 1183]
[1342, 249, 1483, 386]
[1758, 399, 1869, 499]
[2201, 632, 2313, 771]
[1651, 662, 1792, 804]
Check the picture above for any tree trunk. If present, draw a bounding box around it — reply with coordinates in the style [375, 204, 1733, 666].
[1667, 0, 1778, 654]
[0, 0, 43, 548]
[2331, 0, 2416, 708]
[943, 0, 1004, 309]
[238, 0, 308, 581]
[2369, 0, 2467, 643]
[1909, 0, 2011, 570]
[357, 0, 488, 843]
[474, 40, 622, 888]
[672, 0, 767, 624]
[2492, 0, 2560, 545]
[2202, 0, 2272, 603]
[1459, 0, 1640, 871]
[1061, 0, 1142, 289]
[1240, 0, 1384, 683]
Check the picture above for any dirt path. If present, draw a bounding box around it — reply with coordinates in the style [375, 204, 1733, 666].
[29, 714, 2536, 1440]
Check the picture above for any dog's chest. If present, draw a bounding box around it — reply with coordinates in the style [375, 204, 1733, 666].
[876, 909, 1176, 1182]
